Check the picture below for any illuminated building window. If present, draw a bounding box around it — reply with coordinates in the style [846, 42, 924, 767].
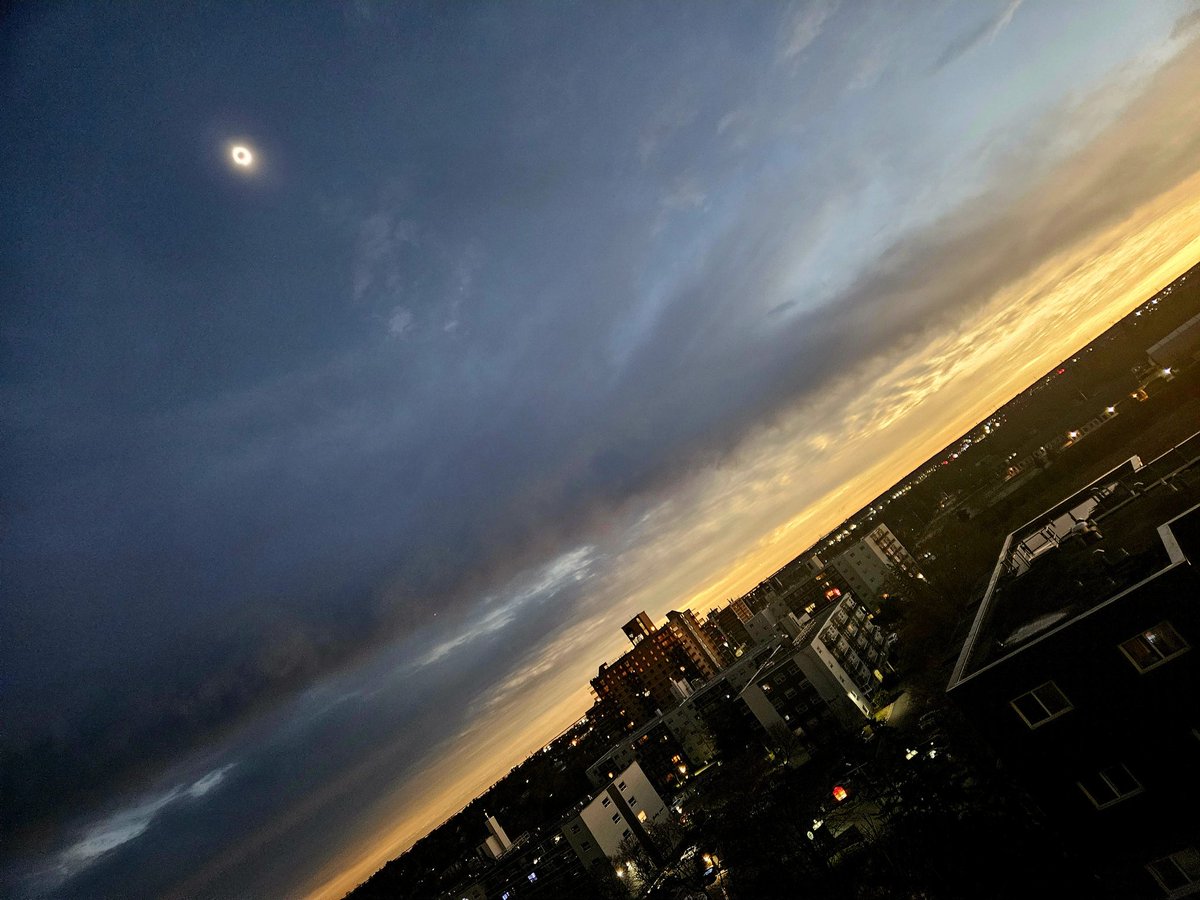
[1147, 847, 1200, 895]
[1010, 681, 1073, 729]
[637, 809, 648, 823]
[1077, 764, 1143, 809]
[1120, 622, 1189, 672]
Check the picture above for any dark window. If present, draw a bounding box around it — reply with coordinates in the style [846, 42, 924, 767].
[1148, 847, 1200, 892]
[612, 812, 621, 823]
[1077, 764, 1142, 809]
[1010, 682, 1072, 728]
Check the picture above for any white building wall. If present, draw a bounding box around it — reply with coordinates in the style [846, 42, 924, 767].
[563, 763, 668, 881]
[740, 681, 788, 732]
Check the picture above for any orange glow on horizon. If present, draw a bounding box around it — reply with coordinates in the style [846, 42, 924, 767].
[302, 172, 1200, 900]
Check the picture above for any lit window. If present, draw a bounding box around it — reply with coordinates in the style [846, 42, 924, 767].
[1078, 764, 1143, 809]
[637, 809, 648, 823]
[1010, 682, 1073, 729]
[1147, 847, 1200, 895]
[1120, 622, 1189, 672]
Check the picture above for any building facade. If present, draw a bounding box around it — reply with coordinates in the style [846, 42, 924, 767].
[828, 523, 922, 608]
[948, 439, 1200, 899]
[590, 609, 725, 736]
[561, 762, 669, 889]
[741, 594, 892, 736]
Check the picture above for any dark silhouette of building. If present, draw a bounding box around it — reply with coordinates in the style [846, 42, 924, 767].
[590, 609, 725, 738]
[948, 436, 1200, 899]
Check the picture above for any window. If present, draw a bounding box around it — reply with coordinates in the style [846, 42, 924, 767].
[617, 780, 626, 790]
[1011, 682, 1073, 728]
[637, 809, 648, 823]
[611, 812, 621, 823]
[1078, 764, 1143, 809]
[571, 824, 580, 834]
[1147, 847, 1200, 896]
[622, 828, 632, 838]
[581, 840, 591, 851]
[1121, 622, 1189, 672]
[601, 797, 611, 808]
[628, 796, 638, 806]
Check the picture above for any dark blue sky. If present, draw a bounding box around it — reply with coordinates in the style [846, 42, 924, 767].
[4, 2, 1200, 897]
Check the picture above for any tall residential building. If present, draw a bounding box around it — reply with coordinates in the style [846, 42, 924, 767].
[561, 762, 669, 889]
[590, 609, 725, 735]
[948, 438, 1200, 899]
[586, 639, 782, 792]
[704, 598, 753, 663]
[828, 523, 921, 608]
[741, 594, 893, 736]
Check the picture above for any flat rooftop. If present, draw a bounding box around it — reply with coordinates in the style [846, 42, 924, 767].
[950, 432, 1200, 688]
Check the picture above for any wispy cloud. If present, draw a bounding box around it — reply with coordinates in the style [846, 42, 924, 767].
[31, 764, 238, 893]
[933, 0, 1023, 71]
[779, 0, 840, 62]
[387, 305, 415, 338]
[412, 545, 597, 669]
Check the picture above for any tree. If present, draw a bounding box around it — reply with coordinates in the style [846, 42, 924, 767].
[766, 723, 808, 767]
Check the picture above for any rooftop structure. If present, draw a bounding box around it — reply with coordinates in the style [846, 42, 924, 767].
[947, 433, 1200, 898]
[950, 435, 1200, 686]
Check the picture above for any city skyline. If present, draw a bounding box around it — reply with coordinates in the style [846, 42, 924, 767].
[4, 3, 1200, 898]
